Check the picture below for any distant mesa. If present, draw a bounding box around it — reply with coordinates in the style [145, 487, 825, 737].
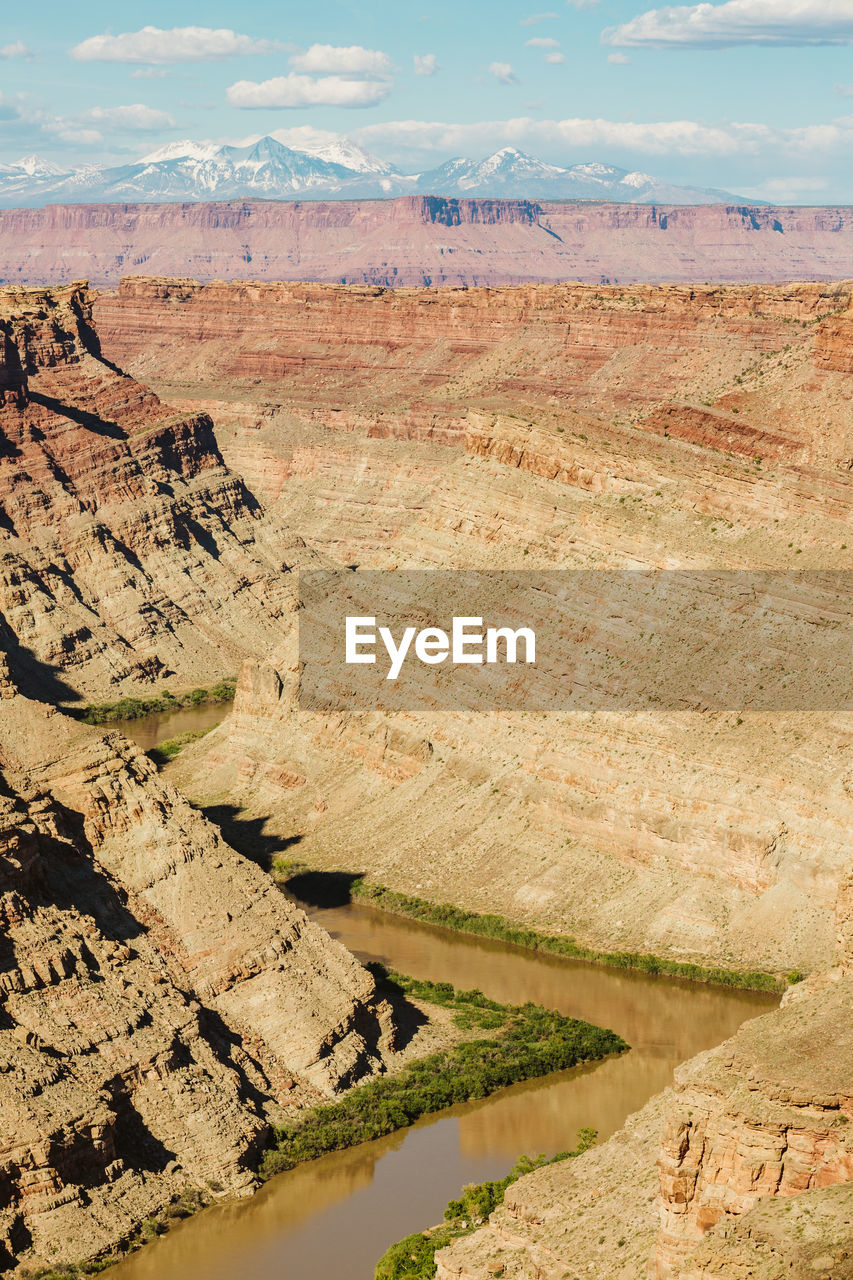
[1, 196, 852, 289]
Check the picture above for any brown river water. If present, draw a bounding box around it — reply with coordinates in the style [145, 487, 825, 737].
[106, 709, 777, 1280]
[109, 704, 229, 750]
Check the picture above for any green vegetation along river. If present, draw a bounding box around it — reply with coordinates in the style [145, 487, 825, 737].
[102, 708, 777, 1280]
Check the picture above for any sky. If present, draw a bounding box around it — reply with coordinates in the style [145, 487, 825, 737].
[2, 0, 853, 200]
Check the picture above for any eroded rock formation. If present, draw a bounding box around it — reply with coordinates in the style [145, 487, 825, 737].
[435, 959, 853, 1280]
[3, 276, 852, 1274]
[115, 276, 853, 974]
[654, 977, 853, 1278]
[0, 653, 394, 1271]
[4, 199, 853, 288]
[0, 282, 312, 698]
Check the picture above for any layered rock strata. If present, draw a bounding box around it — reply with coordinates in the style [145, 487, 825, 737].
[0, 656, 394, 1272]
[435, 972, 853, 1280]
[126, 276, 853, 973]
[5, 199, 853, 288]
[0, 282, 310, 699]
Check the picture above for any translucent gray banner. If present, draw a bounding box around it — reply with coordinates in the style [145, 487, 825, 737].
[297, 570, 853, 712]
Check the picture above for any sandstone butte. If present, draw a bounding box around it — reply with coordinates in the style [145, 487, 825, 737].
[1, 276, 853, 1275]
[2, 197, 853, 289]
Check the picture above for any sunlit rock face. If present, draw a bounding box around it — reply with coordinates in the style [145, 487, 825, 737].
[0, 282, 320, 699]
[4, 199, 853, 287]
[0, 656, 395, 1273]
[121, 275, 853, 976]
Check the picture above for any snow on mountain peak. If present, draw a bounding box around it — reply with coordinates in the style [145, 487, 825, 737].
[621, 171, 658, 188]
[139, 140, 220, 165]
[299, 137, 391, 175]
[15, 154, 65, 177]
[0, 139, 742, 207]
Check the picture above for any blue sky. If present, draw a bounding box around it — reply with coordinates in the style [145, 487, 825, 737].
[2, 0, 853, 199]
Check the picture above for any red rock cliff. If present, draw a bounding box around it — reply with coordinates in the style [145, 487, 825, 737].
[4, 198, 853, 287]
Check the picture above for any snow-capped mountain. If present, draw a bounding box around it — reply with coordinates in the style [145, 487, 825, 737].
[289, 135, 392, 176]
[416, 147, 568, 196]
[0, 154, 73, 202]
[413, 148, 737, 203]
[139, 140, 222, 165]
[0, 137, 744, 208]
[6, 154, 67, 179]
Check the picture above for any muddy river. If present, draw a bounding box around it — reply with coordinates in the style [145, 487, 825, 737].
[106, 709, 776, 1280]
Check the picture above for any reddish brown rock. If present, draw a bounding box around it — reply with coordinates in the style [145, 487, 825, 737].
[653, 978, 853, 1279]
[638, 402, 808, 463]
[0, 282, 319, 698]
[4, 199, 853, 288]
[813, 304, 853, 373]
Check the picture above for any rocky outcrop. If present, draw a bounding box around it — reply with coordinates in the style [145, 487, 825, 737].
[0, 283, 314, 698]
[4, 199, 853, 287]
[654, 976, 853, 1278]
[434, 973, 853, 1280]
[813, 304, 853, 372]
[677, 1183, 853, 1280]
[0, 660, 395, 1272]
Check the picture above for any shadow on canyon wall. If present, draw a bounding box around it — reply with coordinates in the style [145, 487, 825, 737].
[0, 625, 81, 705]
[281, 868, 366, 910]
[201, 803, 303, 872]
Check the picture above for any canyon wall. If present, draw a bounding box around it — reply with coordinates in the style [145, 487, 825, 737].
[435, 977, 853, 1280]
[0, 654, 395, 1273]
[3, 198, 853, 288]
[0, 283, 409, 1272]
[111, 275, 853, 974]
[0, 281, 319, 699]
[1, 266, 852, 1275]
[435, 886, 853, 1280]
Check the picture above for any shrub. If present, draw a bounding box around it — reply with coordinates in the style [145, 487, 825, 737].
[260, 974, 624, 1180]
[70, 679, 237, 725]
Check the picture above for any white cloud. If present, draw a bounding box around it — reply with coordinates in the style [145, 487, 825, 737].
[54, 126, 104, 145]
[526, 36, 561, 46]
[131, 67, 170, 79]
[605, 0, 853, 49]
[836, 82, 853, 95]
[0, 40, 35, 60]
[520, 11, 559, 22]
[414, 53, 439, 75]
[290, 44, 392, 76]
[738, 175, 830, 200]
[566, 0, 601, 9]
[608, 51, 631, 62]
[355, 113, 853, 159]
[489, 61, 519, 83]
[227, 44, 394, 109]
[71, 26, 287, 64]
[227, 74, 391, 108]
[79, 104, 176, 131]
[545, 50, 567, 61]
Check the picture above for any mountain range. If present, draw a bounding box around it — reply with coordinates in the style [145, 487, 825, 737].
[0, 135, 742, 207]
